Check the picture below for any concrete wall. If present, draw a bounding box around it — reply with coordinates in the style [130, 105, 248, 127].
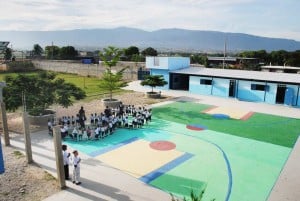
[297, 87, 300, 107]
[146, 57, 190, 70]
[32, 60, 145, 80]
[264, 82, 277, 104]
[150, 69, 169, 90]
[237, 80, 265, 102]
[189, 76, 212, 95]
[167, 57, 190, 71]
[286, 85, 299, 106]
[212, 78, 230, 97]
[146, 57, 169, 70]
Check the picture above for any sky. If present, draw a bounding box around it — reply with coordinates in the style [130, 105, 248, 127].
[1, 0, 300, 41]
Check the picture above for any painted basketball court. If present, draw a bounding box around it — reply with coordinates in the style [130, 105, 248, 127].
[66, 101, 300, 201]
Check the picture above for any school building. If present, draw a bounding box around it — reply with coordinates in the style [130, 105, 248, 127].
[146, 56, 300, 107]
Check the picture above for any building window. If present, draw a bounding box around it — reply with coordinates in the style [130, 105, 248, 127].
[200, 79, 212, 85]
[251, 84, 268, 91]
[154, 57, 159, 66]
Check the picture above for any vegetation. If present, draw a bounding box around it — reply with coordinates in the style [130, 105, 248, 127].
[32, 44, 43, 57]
[13, 151, 24, 159]
[140, 75, 167, 93]
[44, 45, 78, 60]
[171, 189, 215, 201]
[98, 46, 128, 101]
[3, 71, 86, 115]
[4, 48, 12, 61]
[124, 46, 139, 61]
[141, 47, 158, 56]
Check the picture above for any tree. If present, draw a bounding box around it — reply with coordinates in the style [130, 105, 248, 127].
[59, 46, 78, 60]
[140, 75, 167, 93]
[3, 71, 86, 115]
[124, 46, 139, 60]
[141, 47, 158, 56]
[32, 44, 43, 57]
[4, 48, 12, 61]
[98, 46, 128, 101]
[45, 45, 60, 59]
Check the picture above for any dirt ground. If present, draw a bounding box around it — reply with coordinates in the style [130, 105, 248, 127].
[0, 91, 173, 201]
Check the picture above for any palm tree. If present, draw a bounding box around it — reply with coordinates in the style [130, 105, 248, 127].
[140, 75, 167, 93]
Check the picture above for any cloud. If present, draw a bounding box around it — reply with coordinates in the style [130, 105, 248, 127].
[0, 0, 299, 41]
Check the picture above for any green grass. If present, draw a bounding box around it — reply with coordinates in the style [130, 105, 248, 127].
[152, 101, 300, 147]
[13, 150, 24, 159]
[0, 71, 126, 102]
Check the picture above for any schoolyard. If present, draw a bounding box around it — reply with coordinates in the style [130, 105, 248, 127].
[65, 100, 300, 201]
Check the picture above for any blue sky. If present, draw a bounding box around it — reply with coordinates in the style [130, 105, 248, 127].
[1, 0, 300, 41]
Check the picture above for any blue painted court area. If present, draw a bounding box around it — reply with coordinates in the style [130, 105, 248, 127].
[65, 114, 292, 201]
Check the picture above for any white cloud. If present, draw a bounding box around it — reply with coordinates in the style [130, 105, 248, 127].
[0, 0, 299, 41]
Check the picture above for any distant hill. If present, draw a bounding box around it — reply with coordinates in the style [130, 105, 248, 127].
[1, 27, 300, 52]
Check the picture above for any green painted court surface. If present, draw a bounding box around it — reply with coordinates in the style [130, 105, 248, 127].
[66, 101, 300, 201]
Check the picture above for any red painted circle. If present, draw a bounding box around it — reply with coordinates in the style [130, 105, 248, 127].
[186, 125, 205, 131]
[150, 141, 176, 151]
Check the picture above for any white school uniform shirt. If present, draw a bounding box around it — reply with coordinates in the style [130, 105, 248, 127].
[72, 155, 81, 167]
[62, 150, 70, 165]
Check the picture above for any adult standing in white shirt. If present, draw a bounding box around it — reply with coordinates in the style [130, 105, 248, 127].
[62, 144, 70, 180]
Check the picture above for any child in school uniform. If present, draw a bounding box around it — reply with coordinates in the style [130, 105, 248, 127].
[71, 150, 81, 185]
[62, 144, 70, 180]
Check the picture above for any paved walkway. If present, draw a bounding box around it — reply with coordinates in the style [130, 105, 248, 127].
[5, 81, 300, 201]
[9, 131, 170, 201]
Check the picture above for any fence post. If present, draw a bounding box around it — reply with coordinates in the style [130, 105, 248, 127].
[0, 102, 10, 146]
[23, 112, 33, 164]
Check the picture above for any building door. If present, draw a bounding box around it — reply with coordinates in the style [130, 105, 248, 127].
[284, 87, 294, 106]
[229, 80, 236, 97]
[276, 85, 286, 104]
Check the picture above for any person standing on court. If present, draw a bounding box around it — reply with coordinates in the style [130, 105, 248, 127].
[78, 106, 86, 128]
[62, 144, 70, 180]
[71, 150, 81, 185]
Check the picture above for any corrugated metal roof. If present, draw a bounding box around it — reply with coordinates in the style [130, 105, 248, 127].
[171, 67, 300, 84]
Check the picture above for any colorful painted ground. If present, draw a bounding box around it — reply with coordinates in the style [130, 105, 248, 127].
[66, 101, 300, 201]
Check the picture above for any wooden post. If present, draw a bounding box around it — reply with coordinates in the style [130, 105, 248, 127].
[23, 112, 33, 164]
[53, 126, 66, 189]
[0, 102, 10, 146]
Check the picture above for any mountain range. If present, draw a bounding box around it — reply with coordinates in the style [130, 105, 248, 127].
[1, 27, 300, 52]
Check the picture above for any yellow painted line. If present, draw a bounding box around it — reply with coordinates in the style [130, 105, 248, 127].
[205, 106, 251, 119]
[96, 139, 184, 178]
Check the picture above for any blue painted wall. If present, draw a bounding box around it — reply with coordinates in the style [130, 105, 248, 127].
[146, 57, 169, 69]
[297, 86, 300, 107]
[286, 85, 299, 106]
[150, 69, 169, 90]
[212, 78, 230, 97]
[167, 57, 190, 70]
[264, 83, 277, 104]
[237, 80, 265, 102]
[189, 76, 212, 95]
[146, 57, 190, 70]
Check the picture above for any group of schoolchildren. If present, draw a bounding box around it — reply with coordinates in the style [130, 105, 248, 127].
[54, 103, 152, 141]
[62, 145, 81, 185]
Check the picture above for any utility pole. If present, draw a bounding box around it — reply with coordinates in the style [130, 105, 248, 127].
[223, 36, 227, 69]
